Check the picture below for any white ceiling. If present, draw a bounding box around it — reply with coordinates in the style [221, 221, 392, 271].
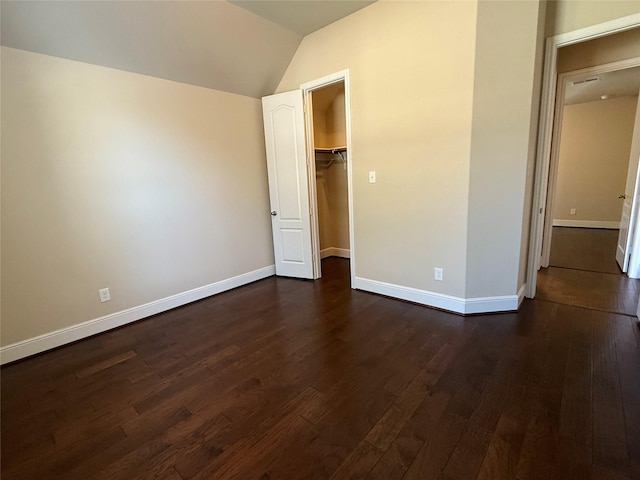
[564, 66, 640, 105]
[0, 0, 374, 98]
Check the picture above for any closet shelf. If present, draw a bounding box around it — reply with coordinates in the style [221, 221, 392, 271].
[315, 146, 347, 154]
[315, 147, 347, 170]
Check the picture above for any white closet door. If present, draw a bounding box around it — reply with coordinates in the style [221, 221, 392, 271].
[617, 91, 640, 273]
[262, 90, 314, 279]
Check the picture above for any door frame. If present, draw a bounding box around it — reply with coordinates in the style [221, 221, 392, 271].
[526, 13, 640, 298]
[540, 58, 640, 270]
[301, 70, 355, 285]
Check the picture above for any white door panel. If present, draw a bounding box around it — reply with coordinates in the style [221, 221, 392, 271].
[281, 229, 306, 262]
[262, 90, 314, 279]
[617, 91, 640, 273]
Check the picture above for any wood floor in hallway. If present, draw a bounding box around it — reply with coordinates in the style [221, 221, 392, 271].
[549, 226, 620, 274]
[2, 257, 639, 479]
[539, 227, 640, 315]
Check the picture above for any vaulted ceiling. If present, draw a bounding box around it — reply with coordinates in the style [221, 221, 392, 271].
[0, 0, 374, 98]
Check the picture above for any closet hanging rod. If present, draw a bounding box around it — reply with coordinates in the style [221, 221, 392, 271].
[314, 146, 347, 154]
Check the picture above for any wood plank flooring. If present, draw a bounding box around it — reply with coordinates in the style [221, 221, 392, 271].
[2, 258, 640, 479]
[539, 227, 640, 316]
[549, 227, 620, 274]
[536, 267, 640, 316]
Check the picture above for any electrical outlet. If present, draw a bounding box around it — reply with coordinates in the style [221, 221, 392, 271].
[99, 288, 111, 303]
[434, 268, 443, 281]
[570, 208, 576, 215]
[369, 171, 376, 184]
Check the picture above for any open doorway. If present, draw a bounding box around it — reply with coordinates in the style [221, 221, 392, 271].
[307, 81, 350, 279]
[301, 71, 354, 283]
[526, 21, 640, 299]
[533, 60, 640, 315]
[545, 67, 640, 275]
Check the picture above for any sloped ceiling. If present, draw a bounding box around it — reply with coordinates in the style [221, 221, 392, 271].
[229, 1, 374, 36]
[0, 0, 373, 98]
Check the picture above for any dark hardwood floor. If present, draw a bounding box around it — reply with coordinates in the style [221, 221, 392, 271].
[537, 266, 640, 316]
[539, 227, 640, 316]
[2, 257, 640, 479]
[549, 227, 620, 274]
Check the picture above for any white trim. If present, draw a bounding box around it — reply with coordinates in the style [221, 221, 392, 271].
[320, 247, 350, 259]
[301, 70, 355, 287]
[0, 265, 275, 365]
[527, 13, 640, 299]
[353, 277, 518, 315]
[552, 219, 620, 229]
[551, 14, 640, 46]
[517, 284, 527, 308]
[300, 70, 349, 92]
[304, 92, 322, 279]
[465, 296, 519, 315]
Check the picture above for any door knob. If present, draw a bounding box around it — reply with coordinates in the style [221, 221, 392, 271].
[271, 211, 277, 216]
[619, 194, 626, 199]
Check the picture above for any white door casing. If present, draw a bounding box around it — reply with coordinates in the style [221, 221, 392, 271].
[262, 90, 314, 279]
[618, 90, 640, 274]
[301, 69, 355, 285]
[302, 91, 322, 279]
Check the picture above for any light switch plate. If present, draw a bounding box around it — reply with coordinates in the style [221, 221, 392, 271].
[434, 268, 443, 281]
[99, 288, 111, 303]
[369, 171, 376, 183]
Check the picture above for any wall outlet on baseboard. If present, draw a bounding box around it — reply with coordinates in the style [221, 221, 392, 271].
[570, 208, 576, 215]
[434, 268, 443, 281]
[98, 288, 111, 303]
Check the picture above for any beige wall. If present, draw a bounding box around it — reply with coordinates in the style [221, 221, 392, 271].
[312, 83, 346, 149]
[546, 0, 640, 37]
[1, 47, 274, 347]
[278, 0, 545, 301]
[316, 160, 350, 252]
[553, 96, 638, 224]
[312, 97, 329, 148]
[557, 27, 640, 73]
[466, 0, 546, 298]
[326, 90, 346, 148]
[278, 0, 477, 297]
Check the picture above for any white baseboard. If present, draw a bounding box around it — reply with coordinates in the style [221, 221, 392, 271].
[320, 247, 350, 259]
[353, 277, 519, 315]
[0, 265, 276, 365]
[552, 219, 620, 229]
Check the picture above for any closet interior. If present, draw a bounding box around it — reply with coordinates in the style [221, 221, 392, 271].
[311, 82, 350, 265]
